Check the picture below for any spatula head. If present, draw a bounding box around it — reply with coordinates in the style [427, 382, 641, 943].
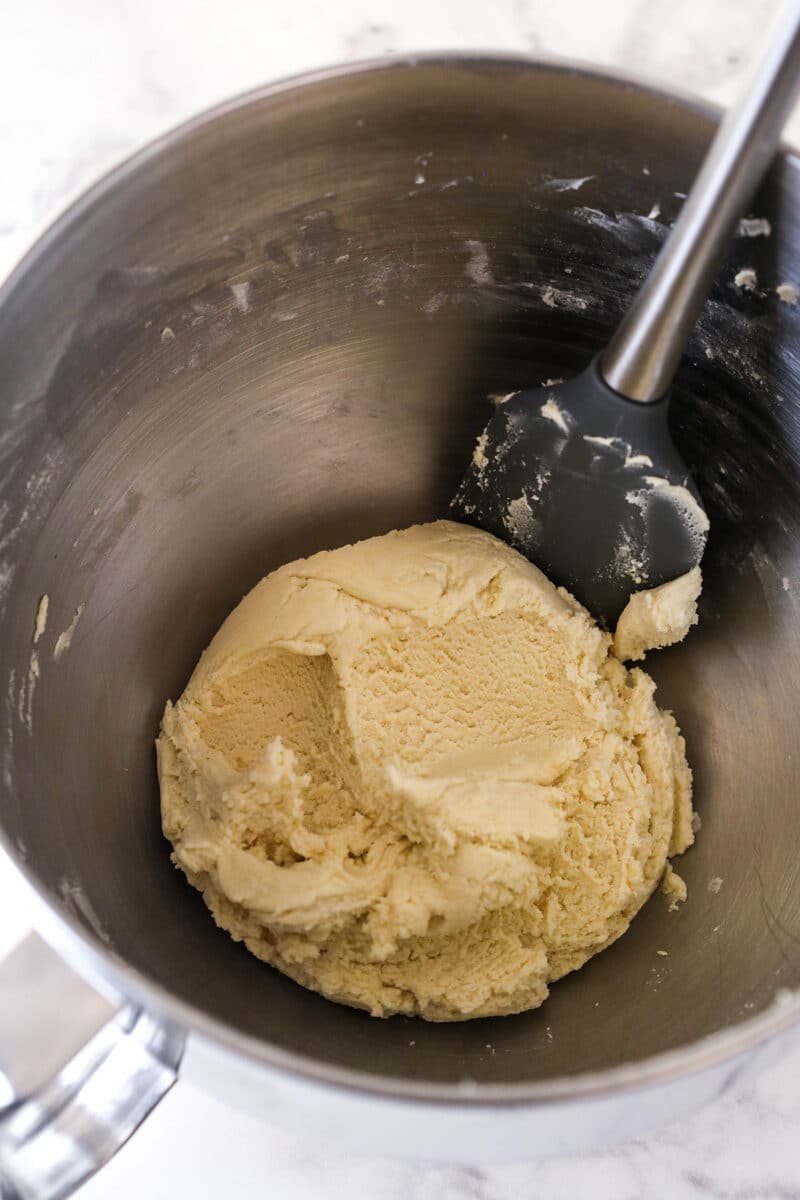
[450, 357, 708, 628]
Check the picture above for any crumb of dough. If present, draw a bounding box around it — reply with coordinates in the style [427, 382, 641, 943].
[53, 604, 84, 661]
[472, 431, 489, 469]
[738, 217, 771, 238]
[614, 567, 702, 662]
[776, 282, 798, 305]
[662, 864, 688, 911]
[734, 268, 757, 291]
[33, 594, 49, 644]
[158, 522, 696, 1021]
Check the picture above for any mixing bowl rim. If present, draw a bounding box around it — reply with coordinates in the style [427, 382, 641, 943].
[1, 51, 799, 1107]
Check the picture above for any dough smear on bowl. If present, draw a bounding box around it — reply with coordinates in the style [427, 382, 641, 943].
[157, 521, 697, 1020]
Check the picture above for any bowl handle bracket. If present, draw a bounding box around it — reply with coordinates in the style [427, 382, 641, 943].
[0, 933, 182, 1199]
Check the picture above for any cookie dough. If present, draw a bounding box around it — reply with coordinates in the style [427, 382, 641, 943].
[614, 567, 702, 663]
[158, 521, 695, 1020]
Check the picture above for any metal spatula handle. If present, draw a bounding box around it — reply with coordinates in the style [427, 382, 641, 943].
[601, 0, 800, 404]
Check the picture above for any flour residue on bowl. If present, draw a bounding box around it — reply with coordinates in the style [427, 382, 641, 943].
[439, 176, 473, 192]
[16, 594, 50, 734]
[540, 175, 596, 193]
[23, 652, 40, 734]
[11, 654, 41, 740]
[4, 670, 17, 790]
[0, 450, 61, 584]
[0, 561, 14, 612]
[422, 291, 448, 316]
[57, 876, 114, 947]
[53, 604, 84, 661]
[463, 240, 493, 286]
[33, 593, 49, 642]
[531, 284, 588, 312]
[229, 281, 251, 313]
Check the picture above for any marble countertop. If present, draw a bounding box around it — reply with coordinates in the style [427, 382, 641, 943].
[3, 1, 800, 1196]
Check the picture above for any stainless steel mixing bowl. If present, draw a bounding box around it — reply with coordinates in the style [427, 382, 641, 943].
[1, 56, 800, 1193]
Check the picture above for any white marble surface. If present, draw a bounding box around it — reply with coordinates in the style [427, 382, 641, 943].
[3, 1, 800, 1196]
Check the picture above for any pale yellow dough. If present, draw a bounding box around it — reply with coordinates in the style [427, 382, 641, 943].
[158, 521, 695, 1020]
[614, 567, 702, 663]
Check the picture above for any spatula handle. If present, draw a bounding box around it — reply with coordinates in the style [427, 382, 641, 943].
[601, 0, 800, 403]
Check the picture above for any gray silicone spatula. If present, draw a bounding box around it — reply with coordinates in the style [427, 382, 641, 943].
[451, 1, 800, 628]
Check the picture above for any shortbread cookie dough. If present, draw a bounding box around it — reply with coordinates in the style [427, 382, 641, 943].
[614, 567, 702, 663]
[158, 521, 695, 1020]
